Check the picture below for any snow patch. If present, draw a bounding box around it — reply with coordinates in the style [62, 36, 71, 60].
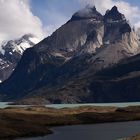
[29, 37, 40, 44]
[52, 52, 65, 57]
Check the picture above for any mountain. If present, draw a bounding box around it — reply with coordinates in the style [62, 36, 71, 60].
[137, 28, 140, 40]
[15, 53, 140, 104]
[0, 34, 39, 82]
[0, 6, 140, 104]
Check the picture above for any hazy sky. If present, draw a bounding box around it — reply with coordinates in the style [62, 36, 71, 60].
[0, 0, 140, 43]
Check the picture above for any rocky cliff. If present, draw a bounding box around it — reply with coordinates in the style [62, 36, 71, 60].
[0, 6, 140, 103]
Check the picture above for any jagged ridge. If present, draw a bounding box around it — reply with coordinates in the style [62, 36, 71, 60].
[0, 6, 140, 104]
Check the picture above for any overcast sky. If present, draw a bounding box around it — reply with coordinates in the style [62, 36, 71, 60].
[0, 0, 140, 44]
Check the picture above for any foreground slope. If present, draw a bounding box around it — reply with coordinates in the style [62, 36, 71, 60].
[1, 106, 140, 139]
[0, 6, 140, 103]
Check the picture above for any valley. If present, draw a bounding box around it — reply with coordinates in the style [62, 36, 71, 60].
[1, 1, 140, 140]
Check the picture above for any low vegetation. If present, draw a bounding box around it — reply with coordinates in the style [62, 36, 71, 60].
[1, 106, 140, 139]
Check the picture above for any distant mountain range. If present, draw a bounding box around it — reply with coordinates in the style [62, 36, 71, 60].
[0, 6, 140, 104]
[0, 34, 39, 82]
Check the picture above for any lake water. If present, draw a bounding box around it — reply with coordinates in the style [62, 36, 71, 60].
[0, 102, 30, 109]
[16, 121, 140, 140]
[45, 102, 140, 109]
[1, 102, 140, 109]
[1, 102, 140, 140]
[0, 102, 11, 108]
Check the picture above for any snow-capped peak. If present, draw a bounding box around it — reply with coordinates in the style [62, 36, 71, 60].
[21, 34, 40, 44]
[1, 34, 40, 55]
[0, 34, 40, 82]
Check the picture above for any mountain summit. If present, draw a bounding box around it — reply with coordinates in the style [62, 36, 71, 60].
[71, 6, 103, 21]
[0, 6, 140, 104]
[104, 6, 126, 21]
[0, 34, 39, 82]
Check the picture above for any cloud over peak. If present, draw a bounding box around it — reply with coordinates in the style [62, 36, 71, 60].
[79, 0, 140, 28]
[0, 0, 140, 45]
[0, 0, 45, 44]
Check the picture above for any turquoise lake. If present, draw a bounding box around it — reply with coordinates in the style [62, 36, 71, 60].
[1, 102, 140, 109]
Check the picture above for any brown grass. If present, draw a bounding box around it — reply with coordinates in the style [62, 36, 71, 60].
[1, 106, 140, 139]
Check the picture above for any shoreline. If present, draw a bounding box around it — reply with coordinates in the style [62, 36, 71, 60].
[1, 105, 140, 140]
[15, 121, 140, 140]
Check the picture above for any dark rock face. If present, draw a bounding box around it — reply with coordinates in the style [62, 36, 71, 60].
[104, 6, 126, 22]
[0, 6, 140, 103]
[24, 54, 140, 104]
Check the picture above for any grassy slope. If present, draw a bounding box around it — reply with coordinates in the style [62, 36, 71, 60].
[1, 106, 140, 139]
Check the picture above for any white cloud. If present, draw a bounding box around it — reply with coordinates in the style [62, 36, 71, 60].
[0, 0, 45, 44]
[44, 0, 140, 36]
[79, 0, 140, 28]
[1, 0, 140, 44]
